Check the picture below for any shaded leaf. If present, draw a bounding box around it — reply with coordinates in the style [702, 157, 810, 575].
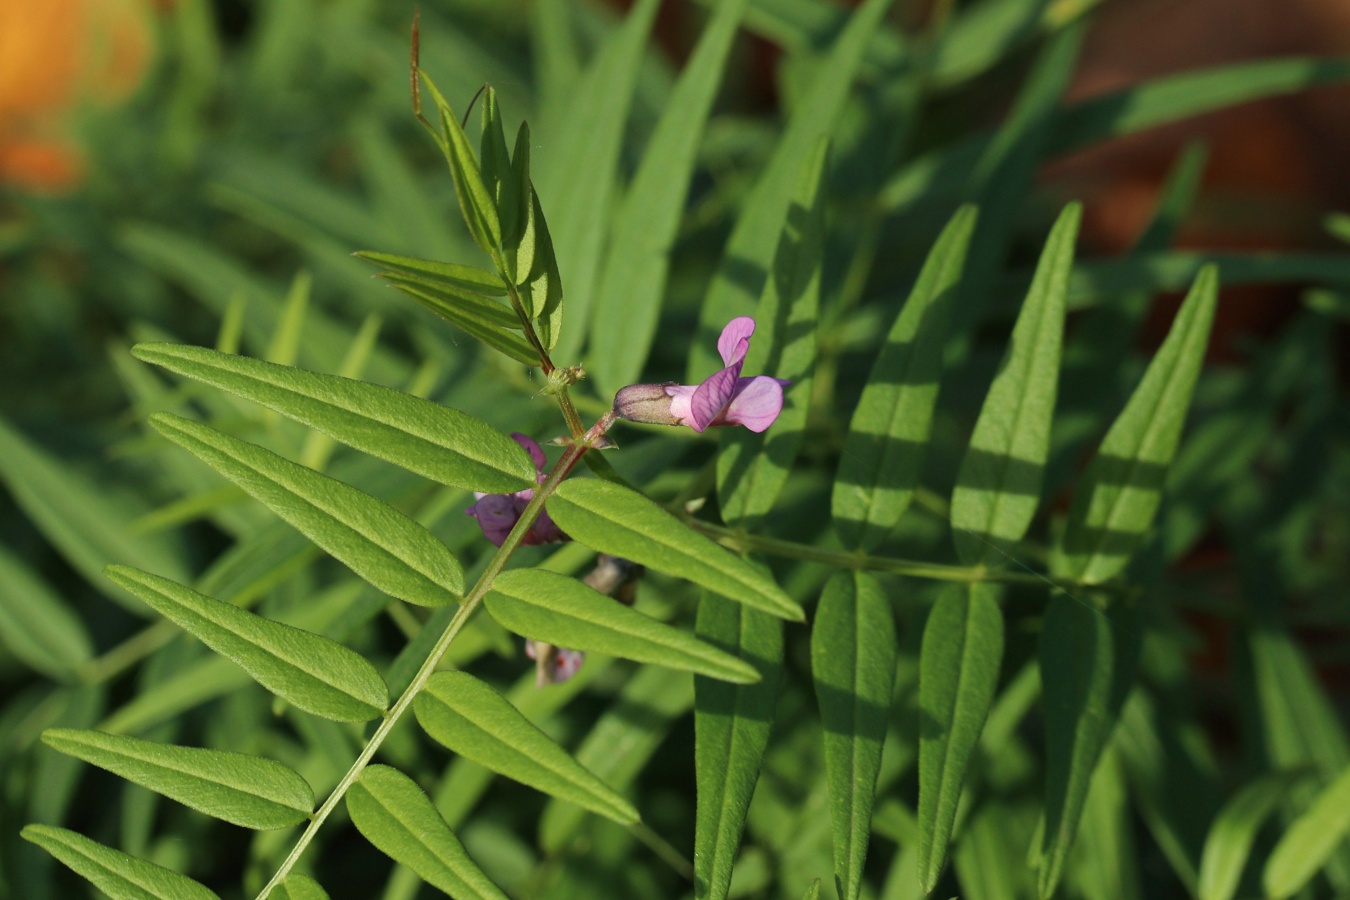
[1058, 265, 1218, 583]
[149, 413, 463, 606]
[0, 544, 93, 680]
[105, 566, 387, 723]
[812, 571, 896, 900]
[694, 593, 784, 900]
[951, 203, 1079, 564]
[41, 728, 312, 830]
[548, 478, 803, 621]
[918, 583, 1005, 891]
[20, 825, 219, 900]
[132, 344, 536, 493]
[414, 670, 638, 825]
[833, 204, 978, 552]
[717, 137, 827, 531]
[347, 765, 508, 900]
[1038, 596, 1140, 898]
[1264, 763, 1350, 900]
[485, 568, 760, 683]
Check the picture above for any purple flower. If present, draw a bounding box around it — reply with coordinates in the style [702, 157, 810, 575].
[613, 317, 789, 433]
[465, 433, 566, 547]
[525, 640, 585, 685]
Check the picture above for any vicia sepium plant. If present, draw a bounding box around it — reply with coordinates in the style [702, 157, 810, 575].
[24, 4, 1350, 900]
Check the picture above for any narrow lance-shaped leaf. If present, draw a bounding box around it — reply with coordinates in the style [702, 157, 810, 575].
[414, 69, 503, 263]
[951, 203, 1080, 564]
[414, 671, 639, 825]
[519, 184, 565, 350]
[589, 0, 751, 393]
[41, 728, 313, 830]
[689, 0, 899, 379]
[132, 344, 537, 493]
[272, 874, 331, 900]
[485, 568, 760, 684]
[149, 413, 464, 606]
[917, 583, 1005, 892]
[0, 544, 94, 680]
[718, 137, 827, 531]
[534, 0, 660, 361]
[812, 571, 897, 900]
[479, 87, 523, 260]
[353, 251, 507, 294]
[548, 478, 803, 621]
[347, 765, 509, 900]
[1038, 595, 1141, 899]
[1263, 763, 1350, 900]
[833, 204, 979, 552]
[20, 825, 220, 900]
[694, 593, 785, 900]
[105, 565, 388, 723]
[1198, 771, 1312, 900]
[1057, 265, 1218, 583]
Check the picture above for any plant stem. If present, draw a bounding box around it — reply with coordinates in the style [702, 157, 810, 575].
[254, 412, 614, 899]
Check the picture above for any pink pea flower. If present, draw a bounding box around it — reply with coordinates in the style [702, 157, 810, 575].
[613, 317, 789, 433]
[465, 433, 566, 547]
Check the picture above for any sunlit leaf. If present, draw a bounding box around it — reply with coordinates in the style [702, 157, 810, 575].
[148, 413, 464, 606]
[1198, 771, 1310, 900]
[41, 728, 312, 830]
[20, 825, 219, 900]
[132, 344, 537, 493]
[548, 478, 803, 621]
[105, 566, 387, 723]
[413, 671, 638, 825]
[347, 765, 508, 900]
[833, 204, 978, 552]
[951, 203, 1079, 564]
[272, 874, 331, 900]
[485, 568, 760, 683]
[1264, 763, 1350, 899]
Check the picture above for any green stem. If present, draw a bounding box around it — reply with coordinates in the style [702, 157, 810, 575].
[255, 413, 614, 899]
[681, 516, 1126, 596]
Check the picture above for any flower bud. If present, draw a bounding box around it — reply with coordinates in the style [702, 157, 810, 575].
[612, 382, 682, 427]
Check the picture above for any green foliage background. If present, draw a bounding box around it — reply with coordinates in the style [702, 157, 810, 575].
[2, 1, 1349, 899]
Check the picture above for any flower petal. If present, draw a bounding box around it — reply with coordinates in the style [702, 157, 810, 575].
[665, 384, 697, 424]
[511, 432, 548, 472]
[689, 366, 739, 432]
[717, 317, 756, 369]
[465, 493, 521, 546]
[723, 376, 788, 433]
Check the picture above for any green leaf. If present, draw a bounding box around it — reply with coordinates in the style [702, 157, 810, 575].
[413, 670, 639, 825]
[148, 413, 464, 606]
[548, 478, 803, 621]
[347, 765, 509, 900]
[518, 187, 565, 351]
[832, 204, 979, 552]
[802, 878, 822, 900]
[485, 568, 760, 683]
[20, 824, 219, 900]
[951, 203, 1079, 564]
[414, 70, 503, 261]
[811, 572, 896, 900]
[1038, 595, 1140, 899]
[917, 583, 1005, 891]
[539, 662, 694, 852]
[40, 728, 313, 830]
[272, 874, 331, 900]
[479, 88, 524, 260]
[132, 344, 537, 494]
[353, 251, 507, 295]
[588, 0, 751, 393]
[1057, 265, 1218, 583]
[375, 277, 542, 366]
[717, 137, 827, 531]
[1264, 764, 1350, 899]
[0, 414, 189, 612]
[689, 0, 899, 379]
[534, 0, 660, 361]
[0, 544, 93, 679]
[105, 566, 388, 723]
[693, 593, 785, 900]
[1198, 771, 1310, 900]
